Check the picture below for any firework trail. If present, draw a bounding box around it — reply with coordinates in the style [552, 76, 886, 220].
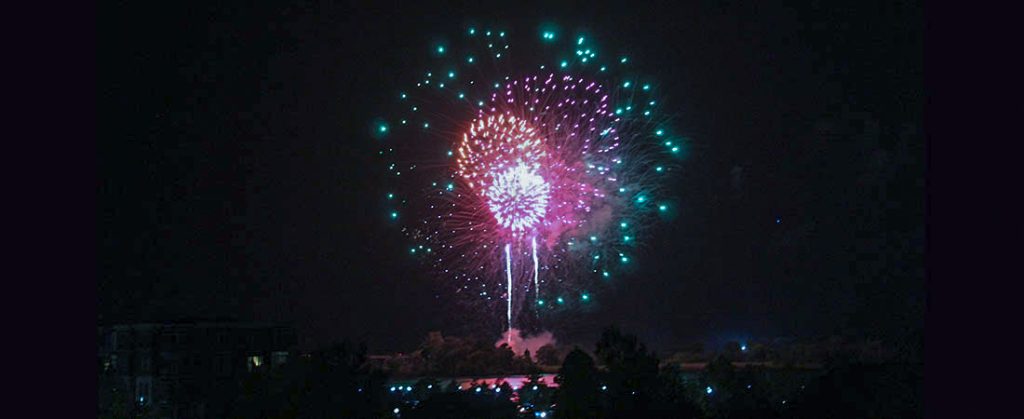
[374, 25, 686, 338]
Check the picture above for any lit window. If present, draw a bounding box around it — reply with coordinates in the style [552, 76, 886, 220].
[272, 351, 288, 367]
[247, 355, 264, 372]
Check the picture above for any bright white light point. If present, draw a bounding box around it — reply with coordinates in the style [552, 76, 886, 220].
[623, 81, 631, 88]
[578, 36, 584, 45]
[485, 164, 550, 233]
[394, 408, 400, 414]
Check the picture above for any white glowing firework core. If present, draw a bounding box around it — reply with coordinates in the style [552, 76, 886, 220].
[485, 163, 550, 233]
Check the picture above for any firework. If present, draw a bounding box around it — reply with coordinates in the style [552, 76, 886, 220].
[375, 25, 685, 339]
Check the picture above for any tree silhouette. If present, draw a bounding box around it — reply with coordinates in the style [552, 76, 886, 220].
[554, 347, 602, 418]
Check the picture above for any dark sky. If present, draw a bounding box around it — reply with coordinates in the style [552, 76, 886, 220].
[99, 0, 923, 353]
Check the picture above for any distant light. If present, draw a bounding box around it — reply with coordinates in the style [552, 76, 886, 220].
[428, 384, 433, 389]
[656, 129, 664, 136]
[557, 297, 565, 304]
[706, 386, 713, 394]
[581, 293, 590, 301]
[741, 344, 748, 351]
[407, 386, 412, 391]
[560, 61, 568, 68]
[747, 384, 752, 389]
[623, 81, 631, 88]
[436, 45, 445, 54]
[393, 407, 400, 414]
[623, 235, 631, 242]
[537, 299, 545, 306]
[602, 271, 609, 278]
[577, 36, 584, 45]
[495, 387, 501, 393]
[400, 92, 407, 99]
[446, 183, 454, 191]
[533, 385, 538, 390]
[423, 122, 429, 129]
[655, 166, 664, 172]
[378, 124, 388, 133]
[671, 147, 680, 153]
[620, 57, 628, 63]
[467, 56, 475, 63]
[476, 387, 482, 393]
[589, 236, 597, 242]
[600, 66, 607, 72]
[620, 222, 628, 228]
[390, 212, 398, 219]
[643, 84, 650, 90]
[538, 412, 547, 418]
[390, 386, 396, 391]
[448, 71, 455, 78]
[601, 385, 607, 391]
[776, 217, 782, 224]
[387, 193, 394, 199]
[636, 195, 646, 203]
[499, 31, 506, 37]
[469, 27, 476, 35]
[658, 204, 667, 212]
[620, 256, 629, 263]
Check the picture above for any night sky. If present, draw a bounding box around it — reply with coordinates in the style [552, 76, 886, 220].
[99, 1, 923, 353]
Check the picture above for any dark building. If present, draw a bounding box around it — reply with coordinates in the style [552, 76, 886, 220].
[98, 319, 297, 418]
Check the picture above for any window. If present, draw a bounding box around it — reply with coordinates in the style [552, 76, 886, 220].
[136, 377, 151, 405]
[272, 351, 288, 368]
[214, 354, 231, 376]
[247, 355, 264, 372]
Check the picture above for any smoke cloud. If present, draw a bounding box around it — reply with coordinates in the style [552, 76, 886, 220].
[496, 328, 557, 357]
